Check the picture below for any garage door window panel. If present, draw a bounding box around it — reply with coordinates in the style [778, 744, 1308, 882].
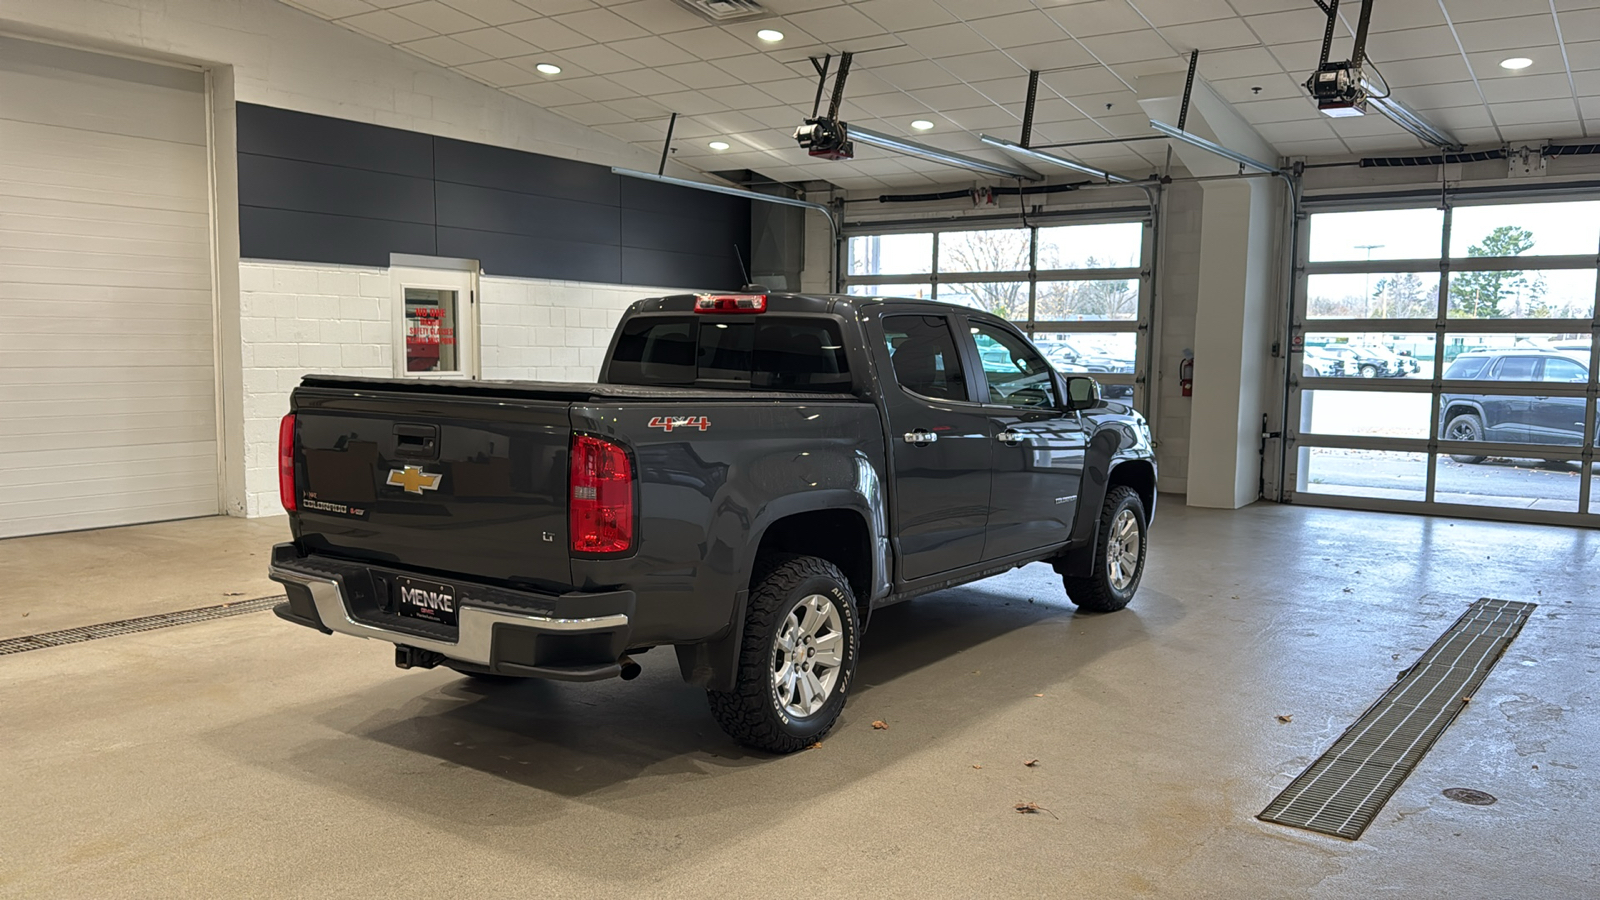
[937, 228, 1030, 274]
[1434, 454, 1583, 512]
[1446, 268, 1596, 320]
[848, 233, 932, 276]
[1300, 448, 1428, 502]
[1307, 272, 1442, 320]
[938, 280, 1029, 321]
[1036, 222, 1143, 270]
[1035, 278, 1139, 322]
[1308, 208, 1444, 263]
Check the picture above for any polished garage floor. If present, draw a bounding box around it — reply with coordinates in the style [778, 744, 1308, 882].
[1, 503, 1595, 898]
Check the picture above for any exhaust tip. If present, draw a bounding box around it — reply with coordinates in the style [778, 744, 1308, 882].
[619, 656, 642, 681]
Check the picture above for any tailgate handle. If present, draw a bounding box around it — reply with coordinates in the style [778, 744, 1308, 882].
[393, 424, 439, 459]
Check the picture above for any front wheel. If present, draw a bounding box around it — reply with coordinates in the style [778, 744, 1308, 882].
[1359, 364, 1379, 378]
[1062, 486, 1148, 613]
[1443, 413, 1488, 464]
[707, 556, 860, 753]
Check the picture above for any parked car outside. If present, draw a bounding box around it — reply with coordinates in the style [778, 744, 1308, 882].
[1316, 344, 1406, 378]
[1440, 349, 1593, 463]
[1301, 346, 1347, 377]
[1043, 342, 1134, 399]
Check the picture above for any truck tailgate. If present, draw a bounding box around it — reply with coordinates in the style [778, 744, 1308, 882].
[290, 387, 572, 589]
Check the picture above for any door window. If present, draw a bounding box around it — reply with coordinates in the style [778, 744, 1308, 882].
[1541, 358, 1587, 382]
[883, 315, 969, 401]
[968, 320, 1058, 409]
[403, 288, 460, 373]
[392, 265, 476, 378]
[1493, 356, 1539, 380]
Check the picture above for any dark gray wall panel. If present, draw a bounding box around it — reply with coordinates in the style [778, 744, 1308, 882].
[241, 207, 437, 267]
[437, 227, 621, 284]
[236, 102, 750, 289]
[239, 153, 434, 224]
[434, 137, 619, 206]
[621, 247, 744, 290]
[237, 104, 432, 178]
[435, 182, 618, 247]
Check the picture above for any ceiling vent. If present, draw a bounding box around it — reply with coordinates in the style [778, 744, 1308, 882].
[672, 0, 769, 23]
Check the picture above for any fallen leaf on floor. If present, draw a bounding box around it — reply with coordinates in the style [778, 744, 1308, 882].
[808, 742, 823, 750]
[872, 720, 888, 730]
[223, 591, 245, 596]
[972, 764, 982, 769]
[1033, 693, 1045, 698]
[1276, 714, 1293, 724]
[21, 612, 28, 617]
[1014, 801, 1058, 819]
[1023, 759, 1039, 767]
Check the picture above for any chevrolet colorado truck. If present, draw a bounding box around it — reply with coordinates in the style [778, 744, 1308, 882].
[269, 293, 1157, 752]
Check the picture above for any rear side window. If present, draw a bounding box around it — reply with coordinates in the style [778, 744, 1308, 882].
[608, 316, 851, 391]
[1443, 356, 1488, 379]
[1542, 358, 1587, 382]
[883, 314, 969, 402]
[1493, 356, 1540, 380]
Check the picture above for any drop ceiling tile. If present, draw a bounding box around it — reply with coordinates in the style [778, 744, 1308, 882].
[919, 82, 1006, 111]
[786, 5, 884, 42]
[1209, 72, 1304, 103]
[744, 105, 807, 128]
[854, 0, 958, 32]
[1264, 39, 1322, 74]
[439, 0, 540, 26]
[752, 77, 825, 106]
[723, 20, 824, 52]
[697, 110, 773, 137]
[1366, 54, 1473, 88]
[554, 74, 636, 101]
[452, 26, 539, 56]
[506, 81, 591, 106]
[1236, 96, 1319, 124]
[1225, 0, 1316, 14]
[1008, 40, 1097, 71]
[549, 7, 648, 41]
[515, 0, 595, 12]
[1501, 120, 1584, 140]
[454, 58, 540, 86]
[1038, 65, 1129, 98]
[1159, 18, 1261, 52]
[1453, 14, 1561, 52]
[1576, 68, 1600, 94]
[340, 9, 435, 42]
[604, 0, 706, 33]
[1443, 0, 1542, 23]
[1363, 26, 1471, 61]
[666, 27, 764, 59]
[648, 90, 726, 115]
[1480, 71, 1578, 103]
[1363, 2, 1448, 31]
[547, 101, 633, 125]
[1139, 0, 1237, 26]
[595, 119, 671, 142]
[1028, 96, 1089, 123]
[607, 35, 701, 67]
[605, 96, 673, 119]
[506, 52, 592, 77]
[713, 53, 805, 83]
[608, 67, 691, 96]
[649, 61, 727, 90]
[1195, 46, 1283, 79]
[701, 84, 783, 110]
[1389, 81, 1483, 110]
[940, 105, 1025, 130]
[1569, 40, 1600, 71]
[1115, 57, 1190, 77]
[850, 92, 935, 119]
[1273, 138, 1350, 157]
[1492, 97, 1581, 125]
[938, 50, 1029, 83]
[392, 0, 488, 33]
[398, 34, 492, 65]
[1254, 118, 1337, 143]
[1046, 0, 1148, 37]
[557, 42, 642, 74]
[1079, 30, 1181, 64]
[1242, 8, 1339, 45]
[1561, 9, 1600, 42]
[872, 59, 962, 91]
[287, 0, 378, 18]
[499, 17, 591, 49]
[895, 23, 983, 57]
[1339, 135, 1428, 154]
[967, 10, 1069, 49]
[1405, 104, 1492, 131]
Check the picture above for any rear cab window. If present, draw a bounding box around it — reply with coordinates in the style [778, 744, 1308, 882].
[882, 314, 969, 402]
[608, 316, 852, 391]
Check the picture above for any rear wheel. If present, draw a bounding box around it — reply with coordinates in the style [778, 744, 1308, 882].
[707, 556, 859, 753]
[1359, 364, 1379, 378]
[1062, 486, 1147, 613]
[1443, 413, 1488, 464]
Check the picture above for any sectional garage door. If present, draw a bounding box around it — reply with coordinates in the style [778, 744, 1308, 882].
[0, 37, 217, 538]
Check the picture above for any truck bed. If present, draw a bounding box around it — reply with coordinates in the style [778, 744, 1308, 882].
[298, 374, 861, 404]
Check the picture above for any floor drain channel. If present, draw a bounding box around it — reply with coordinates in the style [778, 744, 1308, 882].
[0, 595, 286, 656]
[1258, 597, 1535, 840]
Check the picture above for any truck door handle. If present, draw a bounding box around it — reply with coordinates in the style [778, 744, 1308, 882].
[996, 430, 1025, 446]
[903, 430, 938, 445]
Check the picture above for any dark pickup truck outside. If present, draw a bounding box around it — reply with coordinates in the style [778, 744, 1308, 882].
[269, 293, 1157, 752]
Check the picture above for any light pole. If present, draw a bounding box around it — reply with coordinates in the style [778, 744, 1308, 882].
[1354, 243, 1384, 317]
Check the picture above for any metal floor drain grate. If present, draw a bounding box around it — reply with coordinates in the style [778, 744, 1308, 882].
[1259, 597, 1536, 840]
[0, 595, 285, 656]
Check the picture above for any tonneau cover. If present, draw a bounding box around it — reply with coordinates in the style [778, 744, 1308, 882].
[297, 375, 860, 404]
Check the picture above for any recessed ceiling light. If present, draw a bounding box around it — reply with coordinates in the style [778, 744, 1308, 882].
[709, 140, 730, 150]
[1500, 57, 1533, 70]
[757, 29, 784, 42]
[535, 63, 561, 75]
[911, 119, 935, 130]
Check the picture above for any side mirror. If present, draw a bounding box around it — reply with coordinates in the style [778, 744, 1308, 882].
[1065, 375, 1101, 411]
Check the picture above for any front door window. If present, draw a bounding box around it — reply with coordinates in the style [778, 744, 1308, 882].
[403, 288, 460, 373]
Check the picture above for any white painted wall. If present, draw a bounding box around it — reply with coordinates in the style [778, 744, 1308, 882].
[238, 261, 676, 517]
[1151, 181, 1203, 497]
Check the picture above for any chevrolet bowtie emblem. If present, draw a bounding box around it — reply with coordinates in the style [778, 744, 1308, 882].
[386, 466, 442, 495]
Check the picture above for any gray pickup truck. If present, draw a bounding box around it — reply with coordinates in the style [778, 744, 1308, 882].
[270, 293, 1157, 752]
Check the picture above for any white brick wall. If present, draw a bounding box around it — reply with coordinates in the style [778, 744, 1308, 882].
[240, 261, 681, 516]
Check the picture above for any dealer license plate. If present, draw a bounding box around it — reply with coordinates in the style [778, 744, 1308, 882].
[394, 575, 459, 627]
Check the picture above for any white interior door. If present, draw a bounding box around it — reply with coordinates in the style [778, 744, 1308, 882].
[0, 37, 218, 538]
[391, 265, 477, 379]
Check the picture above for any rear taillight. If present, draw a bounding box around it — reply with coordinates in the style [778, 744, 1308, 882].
[278, 412, 297, 512]
[569, 434, 634, 554]
[694, 293, 766, 314]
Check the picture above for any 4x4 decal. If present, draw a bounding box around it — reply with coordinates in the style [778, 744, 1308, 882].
[649, 416, 711, 433]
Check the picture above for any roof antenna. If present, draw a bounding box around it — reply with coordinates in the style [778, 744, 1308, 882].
[734, 244, 766, 293]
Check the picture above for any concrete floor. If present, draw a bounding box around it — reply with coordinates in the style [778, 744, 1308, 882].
[0, 503, 1595, 898]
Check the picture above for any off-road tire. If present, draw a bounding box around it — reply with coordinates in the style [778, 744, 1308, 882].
[1443, 413, 1488, 464]
[1063, 486, 1147, 613]
[707, 555, 860, 753]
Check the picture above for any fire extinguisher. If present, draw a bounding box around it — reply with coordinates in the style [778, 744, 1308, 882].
[1179, 351, 1194, 397]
